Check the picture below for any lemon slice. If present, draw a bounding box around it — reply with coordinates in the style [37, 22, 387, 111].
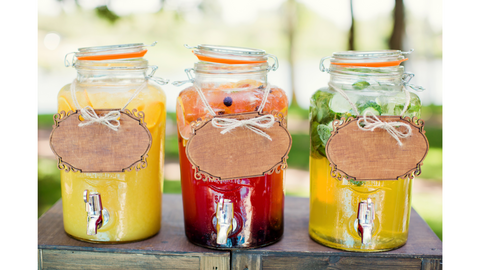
[176, 97, 192, 140]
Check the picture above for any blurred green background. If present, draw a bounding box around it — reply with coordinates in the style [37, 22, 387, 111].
[38, 0, 442, 240]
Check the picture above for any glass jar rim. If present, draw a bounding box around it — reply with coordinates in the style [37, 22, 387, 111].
[330, 50, 409, 67]
[320, 49, 414, 73]
[194, 61, 269, 74]
[74, 58, 149, 71]
[65, 42, 156, 67]
[187, 44, 268, 64]
[329, 64, 405, 77]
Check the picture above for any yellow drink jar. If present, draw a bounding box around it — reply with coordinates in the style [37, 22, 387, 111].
[55, 43, 167, 243]
[309, 50, 425, 252]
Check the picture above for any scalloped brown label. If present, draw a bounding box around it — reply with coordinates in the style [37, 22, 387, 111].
[325, 116, 429, 181]
[49, 109, 152, 173]
[186, 111, 292, 181]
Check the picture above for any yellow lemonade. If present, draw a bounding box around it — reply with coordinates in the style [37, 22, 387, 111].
[57, 83, 166, 243]
[309, 156, 413, 252]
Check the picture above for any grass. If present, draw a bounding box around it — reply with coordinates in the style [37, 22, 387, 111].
[288, 134, 310, 170]
[38, 114, 55, 129]
[164, 180, 182, 194]
[419, 148, 442, 181]
[412, 193, 443, 240]
[165, 132, 179, 161]
[38, 159, 61, 217]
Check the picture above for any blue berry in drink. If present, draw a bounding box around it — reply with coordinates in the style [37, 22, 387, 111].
[223, 96, 233, 107]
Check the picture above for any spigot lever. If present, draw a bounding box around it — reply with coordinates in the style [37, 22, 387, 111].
[83, 190, 109, 235]
[216, 198, 234, 245]
[357, 198, 375, 244]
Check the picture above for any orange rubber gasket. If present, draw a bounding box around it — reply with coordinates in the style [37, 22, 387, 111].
[332, 58, 408, 67]
[77, 49, 148, 61]
[194, 53, 267, 64]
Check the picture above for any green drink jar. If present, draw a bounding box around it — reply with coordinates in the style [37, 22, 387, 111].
[309, 50, 427, 252]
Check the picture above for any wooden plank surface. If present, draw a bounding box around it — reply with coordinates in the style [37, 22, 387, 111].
[40, 249, 200, 270]
[39, 194, 442, 270]
[262, 256, 422, 270]
[38, 194, 229, 270]
[232, 196, 442, 270]
[240, 196, 442, 256]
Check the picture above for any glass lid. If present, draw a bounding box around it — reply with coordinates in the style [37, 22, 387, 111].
[186, 44, 269, 64]
[320, 49, 413, 71]
[331, 50, 409, 64]
[65, 42, 156, 67]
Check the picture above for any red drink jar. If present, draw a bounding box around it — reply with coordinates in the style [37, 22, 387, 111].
[174, 44, 289, 249]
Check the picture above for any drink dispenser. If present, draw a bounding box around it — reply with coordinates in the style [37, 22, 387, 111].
[308, 50, 429, 252]
[173, 44, 290, 249]
[50, 43, 168, 243]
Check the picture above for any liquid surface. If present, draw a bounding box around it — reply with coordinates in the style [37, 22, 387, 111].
[177, 80, 288, 249]
[58, 83, 166, 242]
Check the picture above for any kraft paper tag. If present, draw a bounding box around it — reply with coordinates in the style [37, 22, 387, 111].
[326, 116, 429, 181]
[186, 111, 292, 181]
[50, 109, 152, 173]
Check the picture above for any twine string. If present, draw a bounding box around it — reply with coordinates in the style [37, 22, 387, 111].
[328, 82, 412, 145]
[257, 84, 271, 113]
[193, 83, 216, 116]
[357, 110, 412, 145]
[211, 114, 276, 141]
[70, 79, 147, 131]
[77, 106, 121, 130]
[192, 83, 275, 140]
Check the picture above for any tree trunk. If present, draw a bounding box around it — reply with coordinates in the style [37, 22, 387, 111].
[389, 0, 405, 50]
[285, 0, 298, 107]
[348, 0, 355, 50]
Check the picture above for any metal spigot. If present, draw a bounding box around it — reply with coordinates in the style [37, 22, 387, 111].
[357, 198, 375, 244]
[83, 190, 109, 235]
[216, 198, 234, 245]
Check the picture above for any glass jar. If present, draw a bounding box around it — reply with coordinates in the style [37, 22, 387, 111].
[309, 50, 424, 252]
[56, 43, 167, 243]
[174, 44, 288, 249]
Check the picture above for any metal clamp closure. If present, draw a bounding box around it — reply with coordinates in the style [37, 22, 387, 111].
[184, 44, 197, 50]
[172, 68, 195, 87]
[266, 54, 279, 71]
[402, 71, 425, 92]
[146, 65, 169, 85]
[319, 56, 332, 73]
[64, 52, 77, 67]
[401, 48, 415, 55]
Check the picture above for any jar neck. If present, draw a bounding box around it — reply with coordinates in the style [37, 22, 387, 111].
[75, 59, 148, 85]
[329, 65, 405, 91]
[193, 61, 268, 88]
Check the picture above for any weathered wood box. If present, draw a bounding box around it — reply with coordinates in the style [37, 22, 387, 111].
[38, 194, 442, 270]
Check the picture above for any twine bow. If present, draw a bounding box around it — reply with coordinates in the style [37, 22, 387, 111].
[211, 114, 276, 141]
[78, 106, 121, 131]
[357, 110, 412, 146]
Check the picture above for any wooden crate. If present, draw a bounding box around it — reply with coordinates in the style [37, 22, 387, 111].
[38, 195, 442, 270]
[232, 197, 442, 270]
[38, 194, 230, 270]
